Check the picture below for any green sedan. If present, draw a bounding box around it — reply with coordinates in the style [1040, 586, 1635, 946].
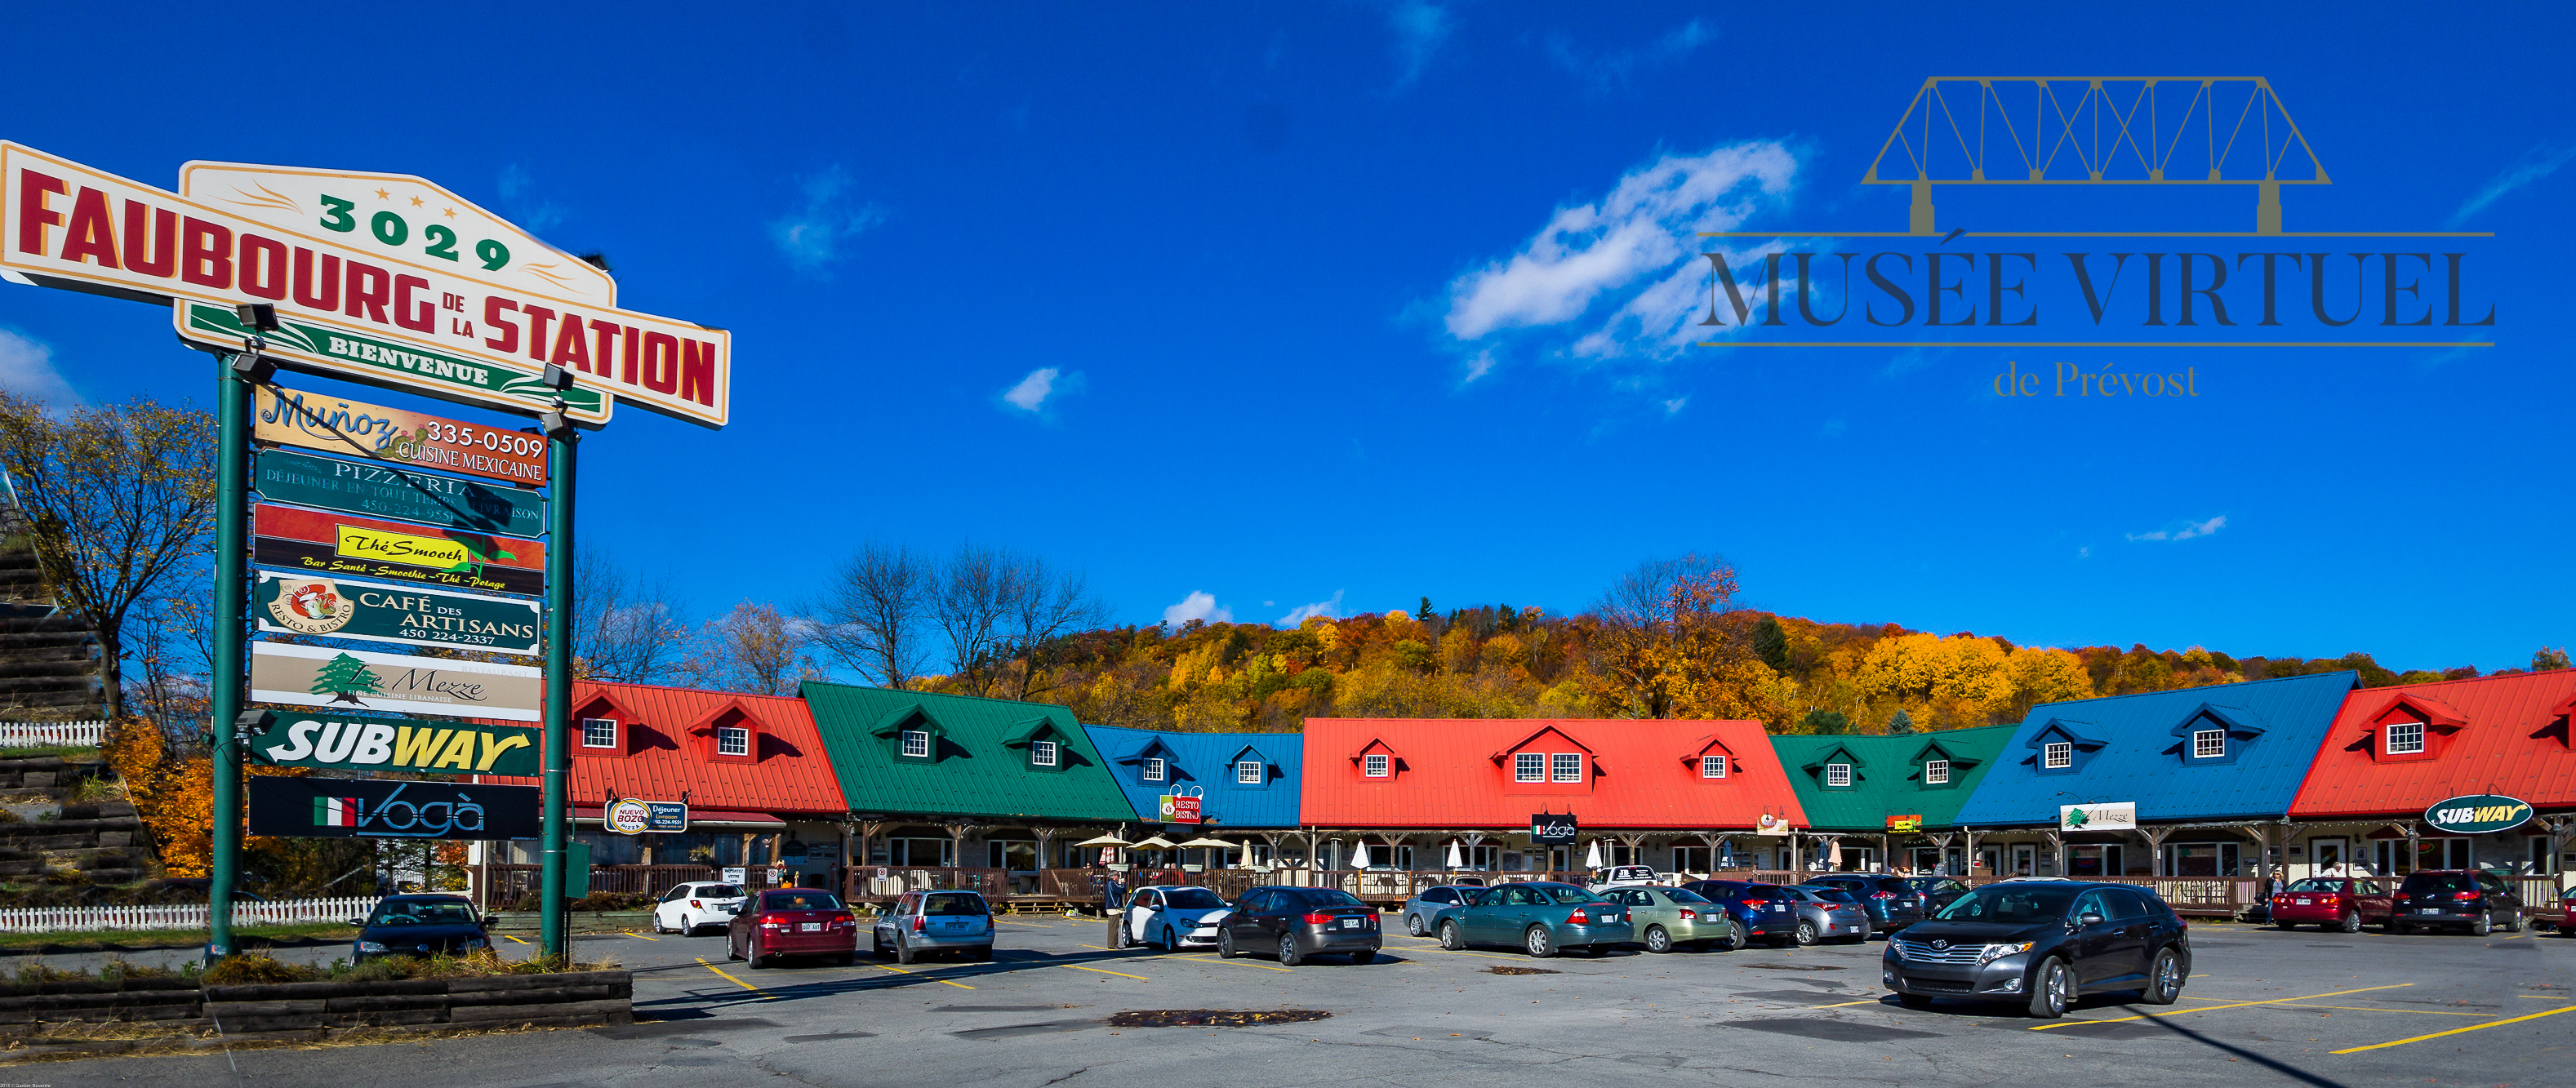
[1598, 886, 1742, 953]
[1431, 882, 1633, 957]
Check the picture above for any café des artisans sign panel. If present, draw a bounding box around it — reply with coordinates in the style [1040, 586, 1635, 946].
[256, 571, 541, 655]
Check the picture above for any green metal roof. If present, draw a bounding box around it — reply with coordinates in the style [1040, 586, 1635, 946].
[1767, 725, 2020, 832]
[803, 682, 1138, 822]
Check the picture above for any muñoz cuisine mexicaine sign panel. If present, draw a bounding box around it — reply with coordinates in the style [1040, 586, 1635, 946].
[256, 384, 549, 486]
[256, 571, 541, 655]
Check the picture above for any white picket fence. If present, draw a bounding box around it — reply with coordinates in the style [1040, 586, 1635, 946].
[0, 896, 381, 934]
[0, 721, 105, 748]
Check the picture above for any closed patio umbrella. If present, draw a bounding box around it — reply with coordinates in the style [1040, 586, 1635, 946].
[1446, 840, 1465, 869]
[1827, 837, 1844, 870]
[1349, 840, 1371, 870]
[1584, 839, 1604, 869]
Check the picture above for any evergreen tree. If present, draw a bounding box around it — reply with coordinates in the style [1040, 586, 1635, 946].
[310, 652, 383, 705]
[1800, 708, 1849, 735]
[1887, 709, 1915, 734]
[1752, 615, 1790, 674]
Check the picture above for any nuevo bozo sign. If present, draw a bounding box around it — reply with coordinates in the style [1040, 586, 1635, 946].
[2424, 795, 2532, 835]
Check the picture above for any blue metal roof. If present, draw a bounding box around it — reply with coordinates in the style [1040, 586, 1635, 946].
[1951, 671, 2360, 825]
[1079, 725, 1302, 829]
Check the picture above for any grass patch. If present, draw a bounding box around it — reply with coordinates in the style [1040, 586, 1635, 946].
[0, 921, 358, 953]
[205, 948, 618, 984]
[0, 745, 103, 762]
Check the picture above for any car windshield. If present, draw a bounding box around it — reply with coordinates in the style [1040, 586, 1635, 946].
[2402, 873, 2476, 894]
[1300, 890, 1364, 908]
[696, 884, 742, 898]
[1163, 888, 1226, 909]
[367, 899, 477, 926]
[763, 891, 843, 912]
[1935, 885, 2081, 923]
[923, 893, 986, 916]
[1663, 888, 1712, 904]
[2285, 878, 2345, 893]
[1534, 885, 1603, 904]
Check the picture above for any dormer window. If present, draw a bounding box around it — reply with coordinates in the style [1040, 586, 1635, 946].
[1551, 753, 1583, 782]
[1826, 762, 1852, 787]
[901, 730, 930, 758]
[715, 726, 750, 757]
[2191, 729, 2226, 759]
[1142, 757, 1166, 782]
[2385, 720, 2424, 755]
[2044, 742, 2071, 769]
[1032, 739, 1059, 767]
[1364, 754, 1390, 778]
[1924, 758, 1949, 784]
[581, 718, 618, 749]
[1513, 753, 1543, 782]
[1236, 760, 1261, 784]
[1701, 755, 1727, 779]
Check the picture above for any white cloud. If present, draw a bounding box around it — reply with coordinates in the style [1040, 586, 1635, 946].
[1547, 19, 1715, 91]
[1277, 591, 1346, 627]
[2077, 546, 2092, 559]
[1661, 397, 1687, 414]
[2450, 144, 2576, 226]
[1461, 349, 1497, 384]
[2128, 515, 2227, 543]
[1003, 368, 1060, 411]
[1443, 143, 1797, 364]
[0, 330, 80, 406]
[1163, 591, 1232, 627]
[769, 166, 888, 273]
[1384, 1, 1452, 91]
[495, 164, 565, 232]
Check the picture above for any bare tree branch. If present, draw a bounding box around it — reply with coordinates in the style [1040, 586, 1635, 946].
[572, 547, 687, 682]
[804, 541, 931, 689]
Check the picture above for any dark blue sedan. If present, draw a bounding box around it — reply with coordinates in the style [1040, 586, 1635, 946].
[352, 894, 491, 961]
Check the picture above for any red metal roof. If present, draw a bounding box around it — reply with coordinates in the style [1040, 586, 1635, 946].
[1299, 717, 1808, 829]
[483, 682, 846, 818]
[2289, 669, 2576, 819]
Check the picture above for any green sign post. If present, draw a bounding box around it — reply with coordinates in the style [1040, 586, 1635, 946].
[254, 447, 545, 538]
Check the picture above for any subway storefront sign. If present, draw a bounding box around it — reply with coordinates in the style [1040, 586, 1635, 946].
[253, 713, 539, 775]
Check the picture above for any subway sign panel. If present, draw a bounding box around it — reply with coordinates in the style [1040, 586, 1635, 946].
[2423, 794, 2533, 835]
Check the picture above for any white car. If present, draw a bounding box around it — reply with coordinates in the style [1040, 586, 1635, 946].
[1110, 886, 1235, 950]
[653, 881, 746, 935]
[1591, 865, 1666, 890]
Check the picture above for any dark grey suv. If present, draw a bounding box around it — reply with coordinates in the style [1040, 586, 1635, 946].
[1806, 873, 1925, 934]
[1218, 886, 1380, 966]
[1884, 880, 2190, 1019]
[2389, 870, 2525, 935]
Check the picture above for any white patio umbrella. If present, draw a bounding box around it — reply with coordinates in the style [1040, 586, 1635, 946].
[1074, 833, 1132, 847]
[1239, 841, 1261, 868]
[1445, 840, 1465, 869]
[1131, 835, 1178, 850]
[1584, 839, 1604, 868]
[1826, 837, 1844, 870]
[1350, 840, 1372, 870]
[1175, 835, 1235, 868]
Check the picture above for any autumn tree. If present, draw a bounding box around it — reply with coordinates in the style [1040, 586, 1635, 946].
[1578, 554, 1782, 721]
[572, 548, 688, 682]
[681, 600, 822, 696]
[0, 393, 217, 719]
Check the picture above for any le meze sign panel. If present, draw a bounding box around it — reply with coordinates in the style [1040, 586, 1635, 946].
[254, 446, 544, 537]
[250, 642, 541, 721]
[2059, 801, 2138, 833]
[254, 713, 540, 776]
[249, 775, 540, 841]
[254, 502, 544, 597]
[0, 142, 733, 429]
[257, 384, 547, 486]
[256, 571, 541, 655]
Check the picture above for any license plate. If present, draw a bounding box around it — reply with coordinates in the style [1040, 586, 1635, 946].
[1848, 925, 1865, 932]
[2419, 908, 2443, 914]
[2295, 899, 2311, 905]
[1340, 917, 1359, 929]
[800, 922, 821, 932]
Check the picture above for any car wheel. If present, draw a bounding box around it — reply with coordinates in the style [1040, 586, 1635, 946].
[2339, 910, 2361, 934]
[896, 934, 918, 965]
[749, 934, 767, 968]
[1793, 920, 1819, 947]
[1644, 926, 1673, 954]
[727, 935, 745, 961]
[2471, 911, 2493, 937]
[834, 953, 856, 966]
[1407, 913, 1426, 937]
[1160, 926, 1177, 953]
[1217, 928, 1239, 959]
[1439, 920, 1464, 951]
[1524, 926, 1557, 958]
[1277, 934, 1305, 967]
[2504, 911, 2523, 933]
[652, 914, 671, 935]
[1109, 918, 1127, 948]
[2142, 948, 2182, 1005]
[2027, 957, 2072, 1019]
[1715, 919, 1745, 952]
[1897, 993, 1935, 1010]
[871, 932, 888, 958]
[1350, 948, 1377, 965]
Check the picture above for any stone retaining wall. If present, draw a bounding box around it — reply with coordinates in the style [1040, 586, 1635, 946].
[0, 970, 632, 1059]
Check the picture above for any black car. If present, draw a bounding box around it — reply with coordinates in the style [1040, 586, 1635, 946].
[2388, 870, 2525, 935]
[1883, 880, 2190, 1019]
[1806, 873, 1926, 934]
[352, 894, 491, 961]
[1218, 886, 1380, 966]
[1678, 879, 1798, 944]
[1901, 876, 1975, 913]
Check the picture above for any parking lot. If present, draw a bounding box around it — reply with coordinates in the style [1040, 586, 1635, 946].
[24, 911, 2574, 1087]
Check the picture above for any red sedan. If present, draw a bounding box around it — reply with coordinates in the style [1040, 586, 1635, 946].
[2270, 877, 2394, 933]
[728, 888, 860, 966]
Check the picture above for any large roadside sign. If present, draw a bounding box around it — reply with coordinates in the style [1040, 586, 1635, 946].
[252, 713, 540, 776]
[1, 143, 730, 429]
[256, 384, 550, 486]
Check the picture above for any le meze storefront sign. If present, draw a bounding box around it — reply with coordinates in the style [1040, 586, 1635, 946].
[256, 571, 541, 655]
[249, 642, 541, 721]
[2060, 801, 2138, 833]
[257, 384, 549, 486]
[255, 713, 539, 776]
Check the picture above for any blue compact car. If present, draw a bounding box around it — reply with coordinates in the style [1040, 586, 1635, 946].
[352, 894, 490, 961]
[1678, 879, 1800, 945]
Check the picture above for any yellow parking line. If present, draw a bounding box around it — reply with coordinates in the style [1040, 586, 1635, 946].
[2272, 1003, 2489, 1017]
[504, 935, 530, 945]
[2519, 994, 2570, 1001]
[2332, 1004, 2576, 1054]
[695, 957, 771, 999]
[1061, 964, 1149, 980]
[628, 933, 659, 941]
[1812, 999, 1880, 1008]
[1416, 948, 1534, 961]
[2031, 984, 2413, 1030]
[1079, 945, 1296, 973]
[865, 962, 976, 989]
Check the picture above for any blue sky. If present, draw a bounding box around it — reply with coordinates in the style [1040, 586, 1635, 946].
[3, 2, 2569, 670]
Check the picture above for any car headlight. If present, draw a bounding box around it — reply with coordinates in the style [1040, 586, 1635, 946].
[357, 940, 389, 953]
[1977, 941, 2035, 965]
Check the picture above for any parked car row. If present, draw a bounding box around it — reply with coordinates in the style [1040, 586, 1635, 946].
[2267, 870, 2534, 935]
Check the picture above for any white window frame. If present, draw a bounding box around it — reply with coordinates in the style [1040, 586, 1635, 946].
[2192, 728, 2226, 759]
[1236, 760, 1261, 784]
[1031, 739, 1059, 767]
[1700, 754, 1727, 779]
[1514, 753, 1545, 782]
[1364, 753, 1390, 778]
[714, 726, 750, 757]
[1825, 762, 1852, 788]
[1923, 758, 1950, 784]
[581, 718, 617, 749]
[2043, 741, 2072, 769]
[1141, 757, 1165, 782]
[2385, 720, 2425, 755]
[1550, 753, 1583, 783]
[900, 730, 930, 758]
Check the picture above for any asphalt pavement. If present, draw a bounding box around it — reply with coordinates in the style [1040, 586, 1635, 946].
[19, 912, 2574, 1087]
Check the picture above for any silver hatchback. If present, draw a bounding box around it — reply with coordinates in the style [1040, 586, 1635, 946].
[1782, 885, 1873, 945]
[871, 890, 995, 963]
